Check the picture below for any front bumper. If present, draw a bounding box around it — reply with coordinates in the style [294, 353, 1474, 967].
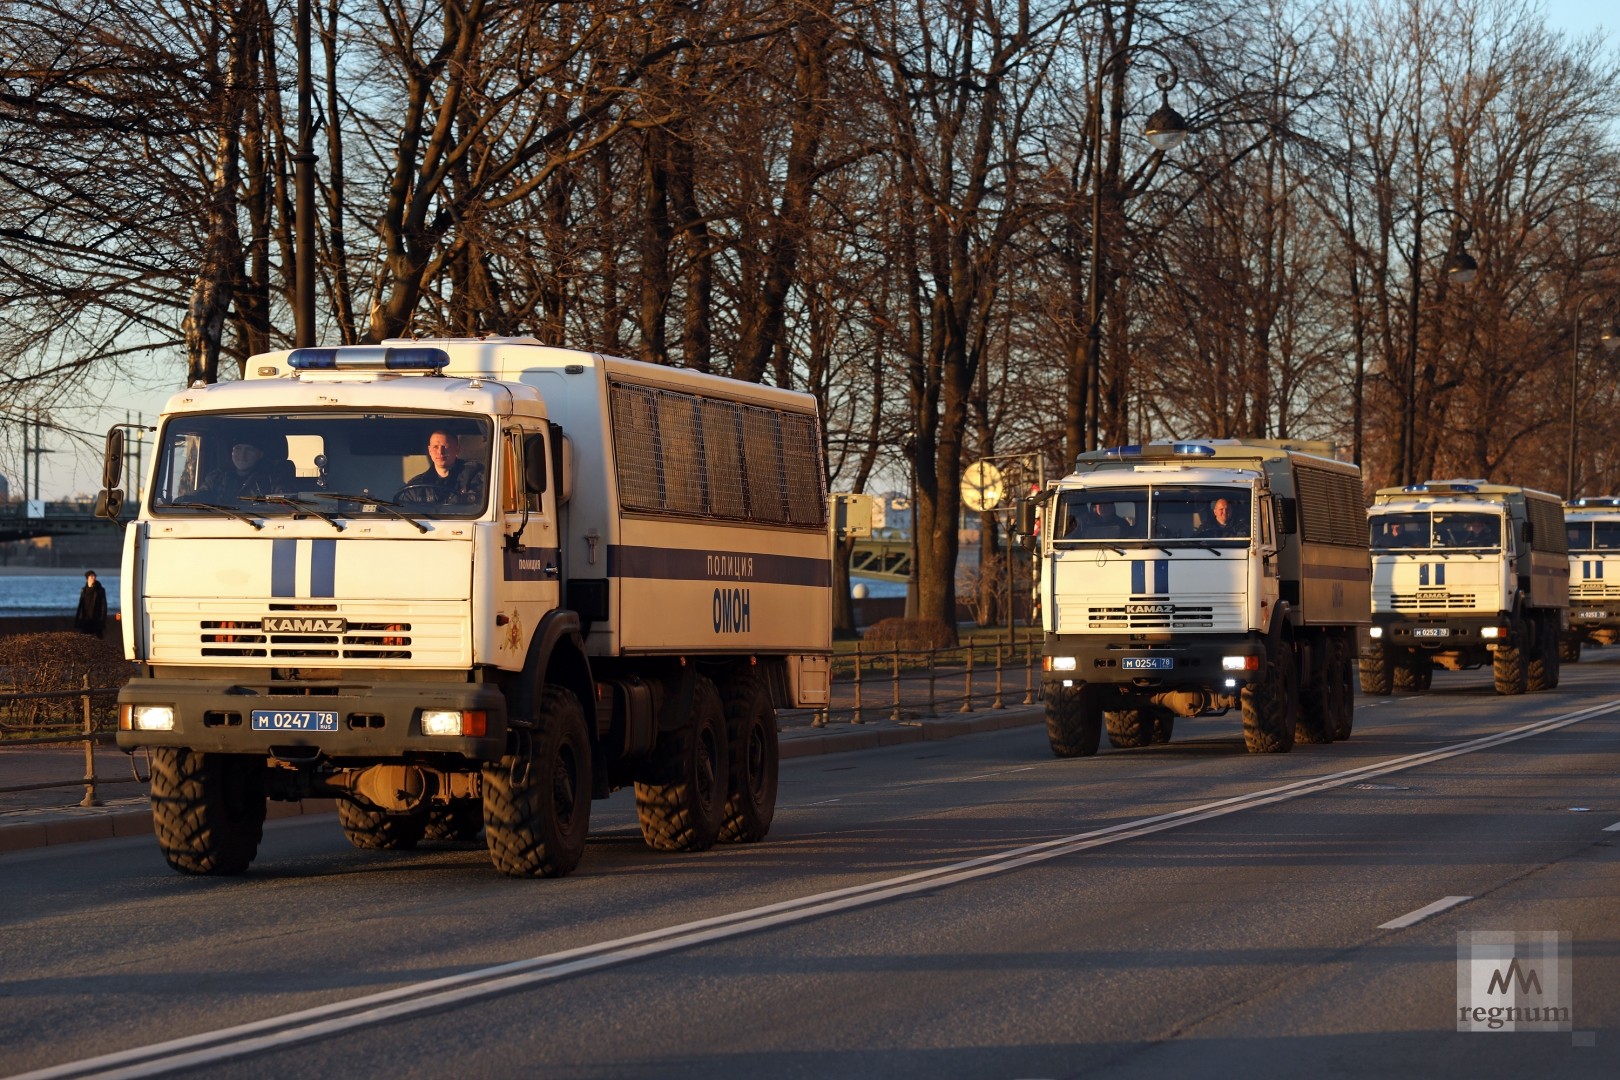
[1367, 611, 1504, 650]
[1041, 631, 1264, 692]
[114, 675, 509, 762]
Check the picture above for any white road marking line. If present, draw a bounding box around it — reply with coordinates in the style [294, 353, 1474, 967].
[949, 766, 1037, 782]
[1378, 895, 1473, 930]
[17, 697, 1620, 1080]
[1604, 821, 1620, 832]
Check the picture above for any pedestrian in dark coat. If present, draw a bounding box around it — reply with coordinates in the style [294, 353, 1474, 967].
[75, 570, 107, 636]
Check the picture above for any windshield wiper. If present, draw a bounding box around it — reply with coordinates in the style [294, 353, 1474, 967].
[165, 501, 264, 530]
[240, 494, 345, 531]
[302, 491, 430, 533]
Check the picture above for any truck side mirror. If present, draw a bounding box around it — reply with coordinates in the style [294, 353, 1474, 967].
[523, 434, 548, 494]
[1013, 498, 1038, 551]
[95, 489, 124, 521]
[1278, 497, 1299, 536]
[549, 423, 573, 505]
[102, 427, 125, 490]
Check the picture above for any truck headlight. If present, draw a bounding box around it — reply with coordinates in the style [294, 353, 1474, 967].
[122, 705, 176, 732]
[1368, 626, 1384, 639]
[1480, 626, 1501, 640]
[1047, 656, 1077, 671]
[420, 709, 487, 737]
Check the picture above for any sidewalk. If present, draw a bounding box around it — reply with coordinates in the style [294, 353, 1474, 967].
[0, 703, 1045, 854]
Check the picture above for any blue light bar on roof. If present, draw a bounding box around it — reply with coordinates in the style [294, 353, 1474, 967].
[1102, 444, 1144, 459]
[1170, 442, 1216, 457]
[287, 346, 451, 372]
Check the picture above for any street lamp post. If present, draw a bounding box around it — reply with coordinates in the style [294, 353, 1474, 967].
[1401, 205, 1479, 486]
[1082, 44, 1189, 452]
[903, 431, 919, 620]
[1568, 294, 1619, 500]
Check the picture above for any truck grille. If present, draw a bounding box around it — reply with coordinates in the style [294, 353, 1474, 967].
[201, 619, 413, 659]
[1572, 581, 1620, 600]
[1086, 603, 1216, 630]
[1391, 591, 1476, 611]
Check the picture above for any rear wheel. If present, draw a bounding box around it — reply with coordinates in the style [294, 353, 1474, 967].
[484, 683, 593, 877]
[149, 748, 267, 876]
[1359, 642, 1392, 695]
[1046, 683, 1103, 757]
[1558, 634, 1582, 663]
[424, 799, 484, 842]
[1148, 709, 1175, 745]
[1295, 639, 1336, 745]
[635, 677, 728, 852]
[1329, 636, 1355, 742]
[1105, 709, 1151, 750]
[718, 672, 778, 844]
[338, 800, 428, 850]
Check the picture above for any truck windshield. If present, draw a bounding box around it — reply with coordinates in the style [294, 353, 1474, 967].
[1371, 511, 1500, 550]
[1566, 520, 1620, 552]
[1053, 486, 1249, 543]
[149, 412, 492, 518]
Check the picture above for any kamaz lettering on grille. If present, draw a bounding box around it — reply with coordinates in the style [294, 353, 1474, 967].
[261, 616, 347, 634]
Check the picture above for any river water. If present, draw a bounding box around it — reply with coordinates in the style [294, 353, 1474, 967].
[0, 574, 121, 618]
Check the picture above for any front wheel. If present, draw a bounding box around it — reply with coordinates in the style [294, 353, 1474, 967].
[1243, 643, 1297, 754]
[1493, 628, 1528, 695]
[483, 683, 593, 877]
[149, 748, 268, 875]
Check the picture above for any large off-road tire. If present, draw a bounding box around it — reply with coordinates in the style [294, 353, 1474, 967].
[1105, 709, 1151, 749]
[1359, 642, 1392, 695]
[1394, 652, 1433, 693]
[424, 799, 484, 842]
[636, 676, 728, 852]
[718, 672, 779, 844]
[149, 748, 268, 876]
[1295, 640, 1336, 745]
[1493, 627, 1528, 695]
[1046, 682, 1103, 757]
[338, 800, 428, 850]
[1529, 616, 1561, 691]
[1558, 634, 1582, 664]
[484, 683, 593, 877]
[1148, 709, 1175, 745]
[1329, 636, 1355, 742]
[1243, 644, 1297, 754]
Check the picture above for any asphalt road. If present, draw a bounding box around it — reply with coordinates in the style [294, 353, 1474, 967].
[3, 654, 1619, 1080]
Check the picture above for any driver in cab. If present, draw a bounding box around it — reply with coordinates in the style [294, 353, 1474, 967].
[400, 430, 486, 505]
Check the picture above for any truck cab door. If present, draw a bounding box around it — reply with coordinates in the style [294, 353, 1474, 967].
[1258, 492, 1282, 624]
[495, 425, 560, 663]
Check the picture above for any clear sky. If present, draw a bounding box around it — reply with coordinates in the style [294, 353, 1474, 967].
[5, 0, 1617, 502]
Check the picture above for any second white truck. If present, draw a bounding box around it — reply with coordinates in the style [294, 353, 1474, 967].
[1022, 439, 1369, 757]
[1362, 481, 1568, 694]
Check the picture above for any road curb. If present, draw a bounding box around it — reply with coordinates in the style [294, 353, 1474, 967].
[0, 708, 1044, 854]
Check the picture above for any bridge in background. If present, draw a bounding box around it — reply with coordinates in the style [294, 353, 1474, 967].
[849, 537, 913, 582]
[0, 503, 128, 544]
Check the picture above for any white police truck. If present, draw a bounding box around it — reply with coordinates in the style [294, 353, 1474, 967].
[100, 339, 832, 877]
[1560, 496, 1620, 662]
[1021, 440, 1368, 757]
[1363, 481, 1567, 694]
